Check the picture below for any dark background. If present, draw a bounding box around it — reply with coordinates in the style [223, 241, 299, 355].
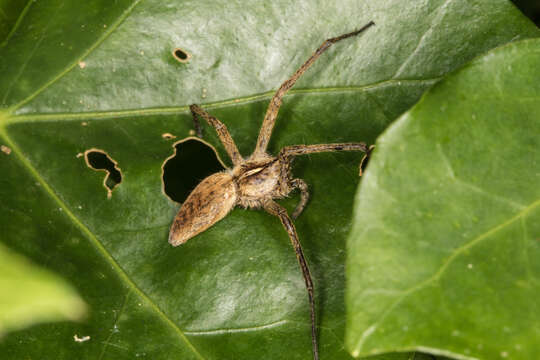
[512, 0, 540, 25]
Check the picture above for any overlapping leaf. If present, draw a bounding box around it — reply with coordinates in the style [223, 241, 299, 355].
[347, 39, 540, 360]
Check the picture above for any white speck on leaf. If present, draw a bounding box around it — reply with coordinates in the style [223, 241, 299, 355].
[73, 334, 90, 342]
[1, 145, 11, 155]
[161, 133, 176, 140]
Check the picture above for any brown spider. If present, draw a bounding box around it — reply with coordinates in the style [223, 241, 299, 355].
[169, 21, 374, 360]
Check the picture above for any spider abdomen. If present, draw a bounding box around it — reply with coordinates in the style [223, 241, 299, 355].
[168, 172, 237, 246]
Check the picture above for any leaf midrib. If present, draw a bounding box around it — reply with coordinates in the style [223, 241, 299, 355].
[2, 78, 440, 126]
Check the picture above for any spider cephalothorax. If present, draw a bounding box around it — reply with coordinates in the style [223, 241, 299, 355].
[168, 21, 374, 360]
[234, 156, 291, 208]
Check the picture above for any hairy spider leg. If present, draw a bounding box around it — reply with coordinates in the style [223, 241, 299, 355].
[279, 143, 368, 157]
[283, 142, 368, 218]
[190, 104, 243, 165]
[263, 200, 318, 360]
[271, 141, 368, 359]
[253, 21, 375, 156]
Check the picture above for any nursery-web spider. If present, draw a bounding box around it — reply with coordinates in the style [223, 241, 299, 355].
[169, 21, 375, 360]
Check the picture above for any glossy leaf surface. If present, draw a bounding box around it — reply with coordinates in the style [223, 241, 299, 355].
[0, 0, 537, 358]
[347, 39, 540, 360]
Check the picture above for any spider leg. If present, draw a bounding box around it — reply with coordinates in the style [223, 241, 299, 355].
[279, 142, 368, 158]
[281, 143, 369, 179]
[359, 144, 375, 176]
[190, 106, 203, 138]
[263, 200, 318, 360]
[190, 104, 243, 165]
[290, 178, 309, 219]
[253, 21, 375, 156]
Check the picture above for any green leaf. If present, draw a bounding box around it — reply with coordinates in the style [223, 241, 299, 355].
[0, 242, 86, 336]
[346, 39, 540, 360]
[0, 0, 537, 358]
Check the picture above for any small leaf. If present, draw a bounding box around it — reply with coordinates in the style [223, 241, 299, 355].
[0, 242, 86, 336]
[346, 39, 540, 360]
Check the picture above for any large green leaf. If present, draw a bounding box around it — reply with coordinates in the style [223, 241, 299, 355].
[346, 39, 540, 360]
[0, 0, 537, 358]
[0, 242, 86, 336]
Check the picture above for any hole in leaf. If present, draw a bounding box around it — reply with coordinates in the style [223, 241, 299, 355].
[162, 137, 225, 203]
[172, 47, 191, 63]
[84, 149, 122, 198]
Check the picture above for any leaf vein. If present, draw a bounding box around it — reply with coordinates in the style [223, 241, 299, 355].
[98, 291, 131, 360]
[4, 78, 442, 125]
[0, 0, 34, 47]
[1, 1, 52, 106]
[8, 0, 144, 113]
[436, 144, 526, 209]
[393, 0, 454, 78]
[184, 319, 288, 336]
[353, 198, 540, 354]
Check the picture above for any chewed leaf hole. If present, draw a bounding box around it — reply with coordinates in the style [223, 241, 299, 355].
[84, 149, 122, 198]
[172, 47, 191, 63]
[162, 137, 225, 203]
